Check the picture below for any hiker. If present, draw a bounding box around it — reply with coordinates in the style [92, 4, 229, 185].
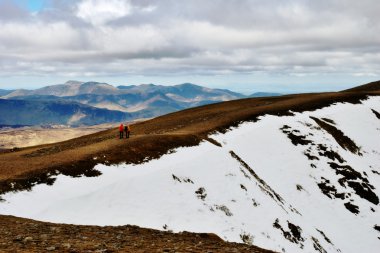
[124, 124, 131, 138]
[119, 123, 124, 139]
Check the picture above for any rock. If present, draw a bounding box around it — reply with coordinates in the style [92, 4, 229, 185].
[95, 249, 108, 253]
[13, 235, 22, 242]
[62, 242, 71, 249]
[40, 234, 48, 240]
[23, 236, 33, 243]
[50, 227, 60, 233]
[46, 246, 56, 251]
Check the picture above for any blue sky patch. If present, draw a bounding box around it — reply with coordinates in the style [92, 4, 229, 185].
[9, 0, 46, 12]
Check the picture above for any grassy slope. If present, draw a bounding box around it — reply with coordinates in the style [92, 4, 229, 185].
[0, 90, 378, 187]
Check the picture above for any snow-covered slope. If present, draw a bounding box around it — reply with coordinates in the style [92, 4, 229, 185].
[1, 97, 380, 253]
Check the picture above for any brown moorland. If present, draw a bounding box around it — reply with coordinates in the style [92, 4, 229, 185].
[0, 81, 379, 252]
[0, 215, 275, 253]
[344, 80, 380, 92]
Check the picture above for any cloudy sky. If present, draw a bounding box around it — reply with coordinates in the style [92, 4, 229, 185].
[0, 0, 379, 93]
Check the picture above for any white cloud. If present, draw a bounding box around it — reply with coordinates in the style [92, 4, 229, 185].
[76, 0, 132, 25]
[0, 21, 83, 53]
[0, 0, 379, 90]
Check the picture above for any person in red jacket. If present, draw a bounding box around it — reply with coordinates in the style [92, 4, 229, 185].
[119, 123, 124, 139]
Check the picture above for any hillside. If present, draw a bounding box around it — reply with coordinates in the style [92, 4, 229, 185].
[0, 89, 13, 96]
[344, 80, 380, 92]
[0, 99, 130, 126]
[0, 215, 273, 253]
[0, 82, 379, 252]
[249, 92, 282, 97]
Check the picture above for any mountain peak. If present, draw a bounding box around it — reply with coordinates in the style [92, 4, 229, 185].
[140, 83, 157, 87]
[64, 80, 83, 86]
[82, 81, 102, 85]
[176, 83, 200, 88]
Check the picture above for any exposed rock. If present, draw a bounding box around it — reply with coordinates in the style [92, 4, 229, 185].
[310, 117, 361, 155]
[23, 236, 33, 243]
[195, 187, 207, 200]
[344, 202, 360, 214]
[280, 125, 313, 146]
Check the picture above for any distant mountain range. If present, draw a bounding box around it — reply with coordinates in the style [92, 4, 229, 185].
[0, 99, 129, 126]
[0, 81, 281, 126]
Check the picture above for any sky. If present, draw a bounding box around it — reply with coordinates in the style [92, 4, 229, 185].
[0, 0, 379, 94]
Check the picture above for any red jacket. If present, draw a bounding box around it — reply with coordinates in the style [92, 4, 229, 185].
[119, 124, 124, 132]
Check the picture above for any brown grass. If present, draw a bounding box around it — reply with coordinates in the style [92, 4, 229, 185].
[0, 91, 378, 191]
[344, 80, 380, 92]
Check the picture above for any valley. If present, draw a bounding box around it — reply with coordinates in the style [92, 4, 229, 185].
[0, 124, 116, 149]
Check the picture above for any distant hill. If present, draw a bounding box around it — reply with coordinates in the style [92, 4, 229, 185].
[3, 81, 119, 98]
[0, 99, 129, 126]
[344, 80, 380, 92]
[0, 89, 14, 96]
[118, 83, 244, 105]
[249, 92, 282, 97]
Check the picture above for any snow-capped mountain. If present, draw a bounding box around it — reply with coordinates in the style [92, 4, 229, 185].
[1, 96, 379, 253]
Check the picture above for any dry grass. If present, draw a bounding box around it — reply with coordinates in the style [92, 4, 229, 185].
[0, 91, 378, 185]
